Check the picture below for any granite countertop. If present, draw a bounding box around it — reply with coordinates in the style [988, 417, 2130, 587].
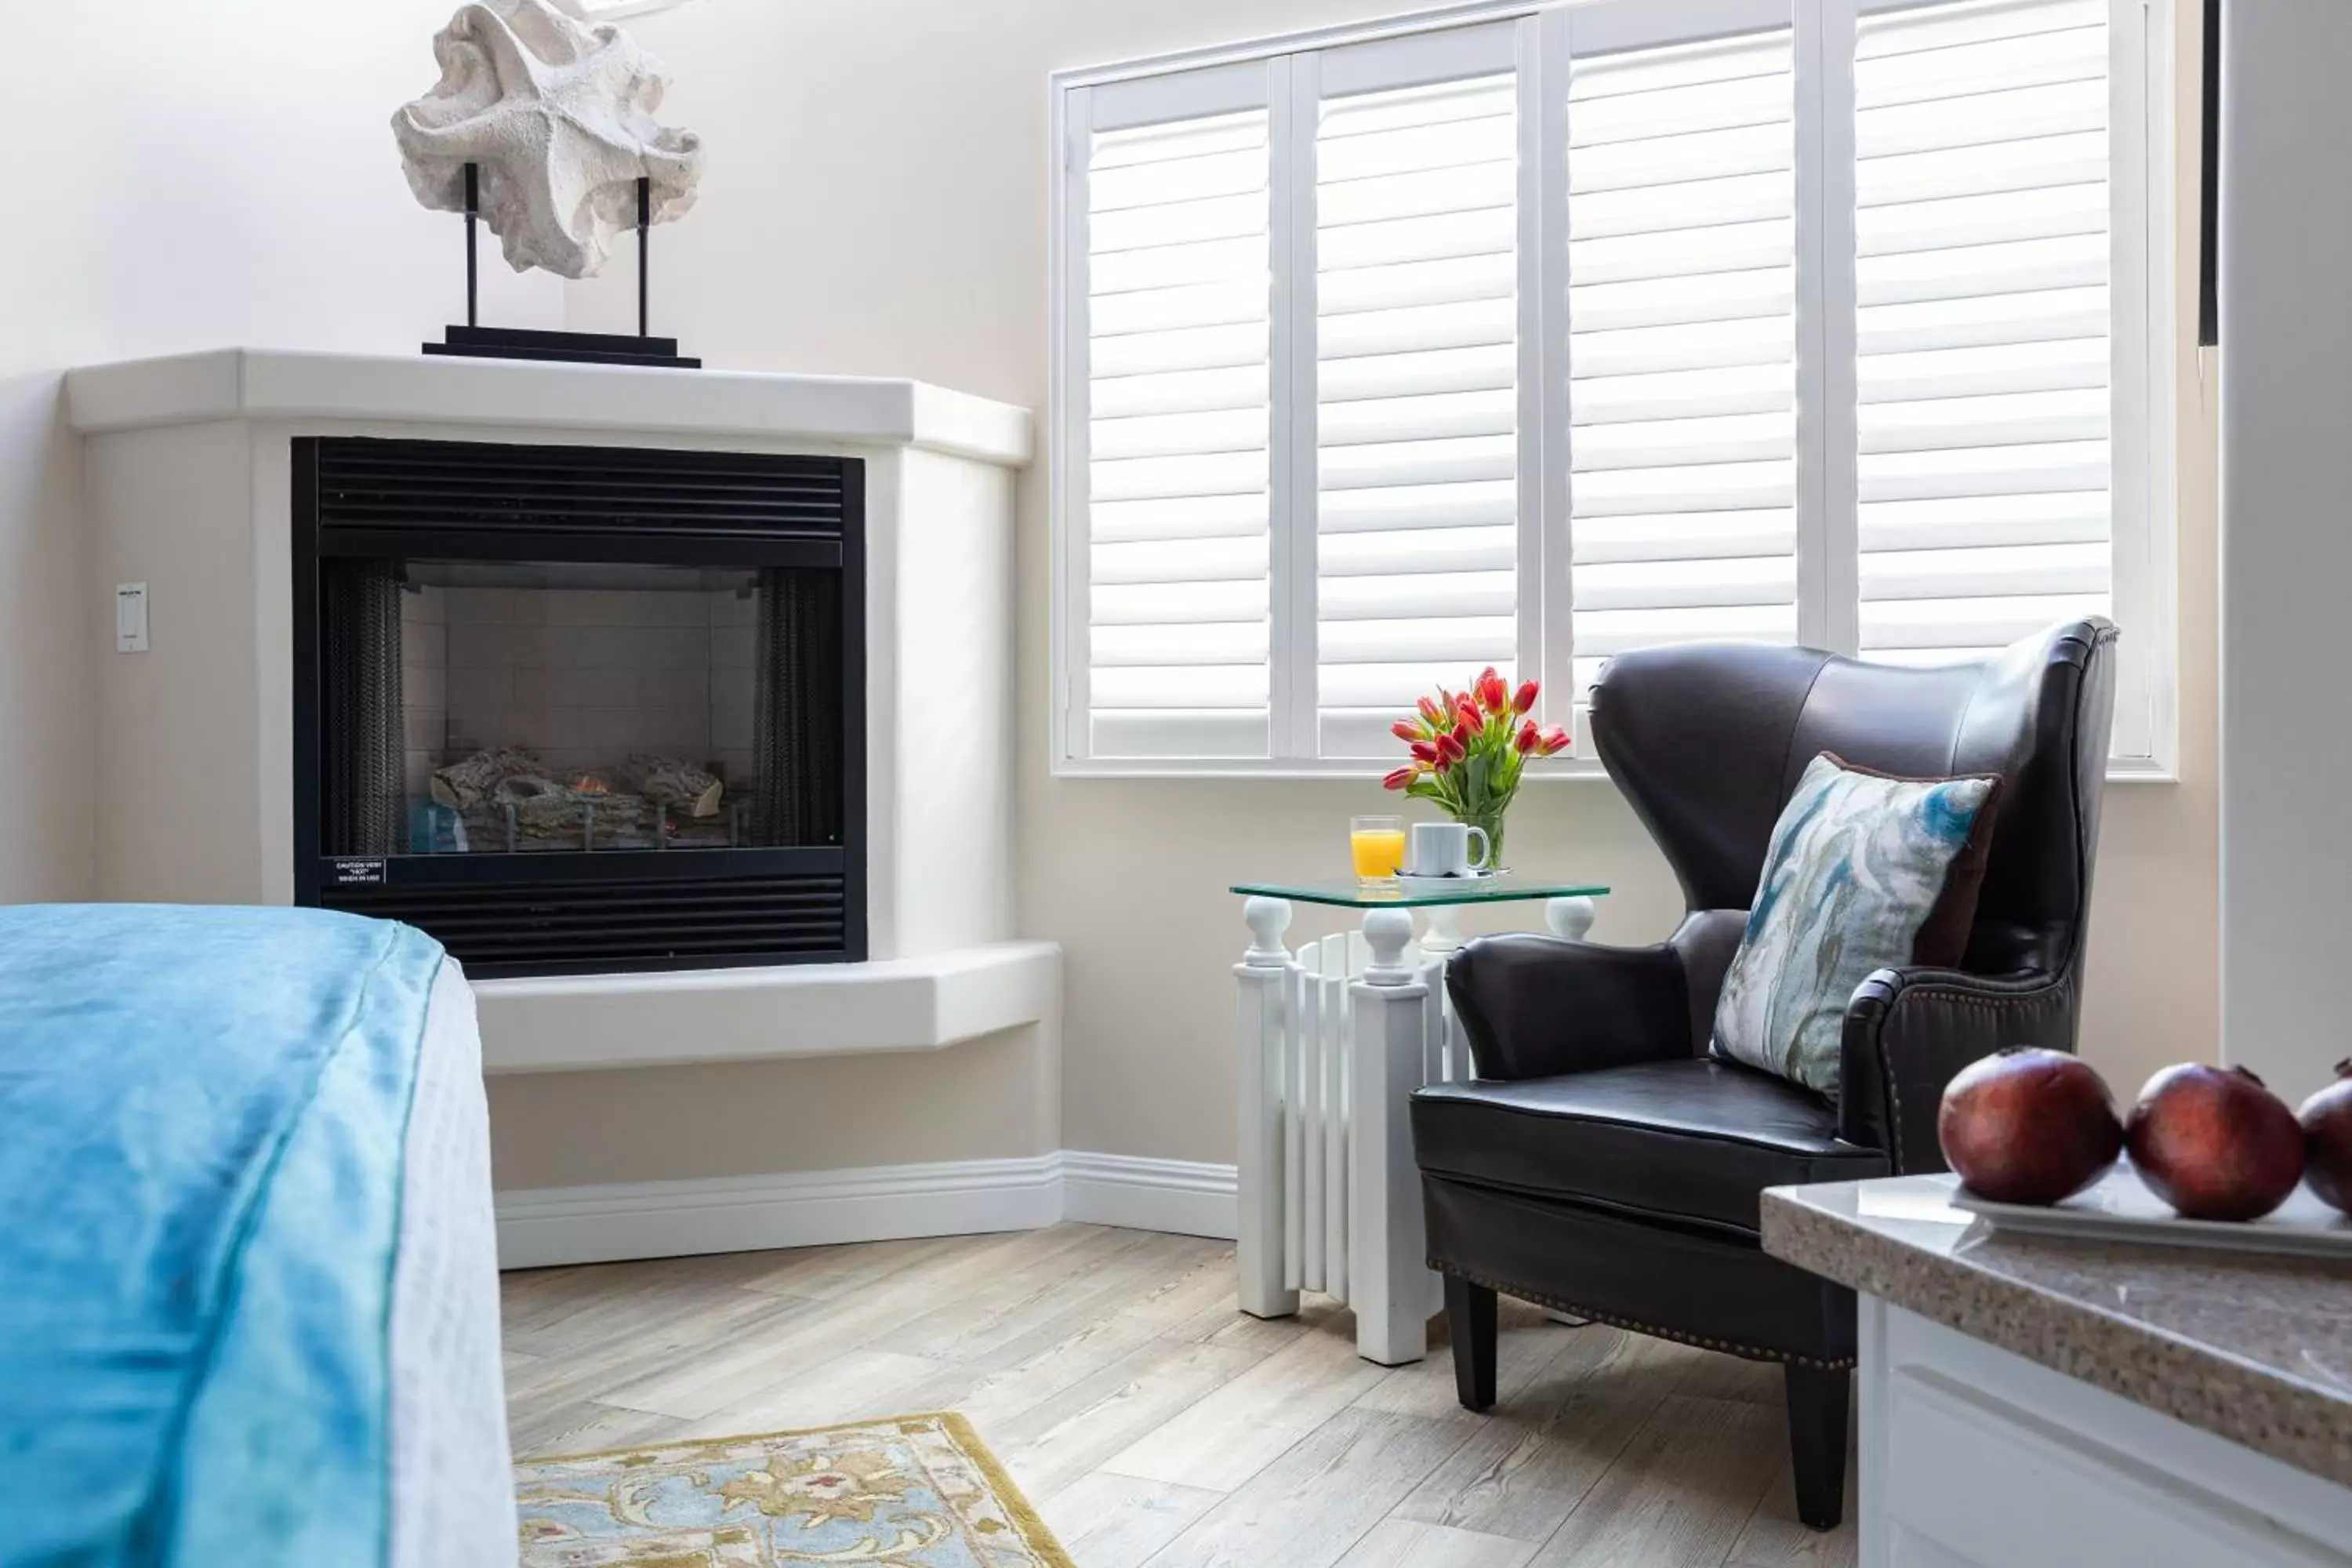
[1762, 1174, 2352, 1487]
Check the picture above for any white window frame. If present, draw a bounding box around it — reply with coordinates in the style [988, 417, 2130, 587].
[1049, 0, 2179, 780]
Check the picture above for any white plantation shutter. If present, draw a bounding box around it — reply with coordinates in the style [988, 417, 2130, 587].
[1315, 64, 1523, 757]
[1082, 98, 1275, 758]
[1853, 0, 2114, 666]
[1051, 3, 2164, 771]
[1565, 21, 1800, 699]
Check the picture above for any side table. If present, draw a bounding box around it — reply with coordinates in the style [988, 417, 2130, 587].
[1231, 877, 1609, 1364]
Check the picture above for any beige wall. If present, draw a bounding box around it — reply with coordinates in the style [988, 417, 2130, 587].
[0, 2, 560, 906]
[563, 0, 2222, 1171]
[484, 1020, 1062, 1189]
[8, 2, 2210, 1185]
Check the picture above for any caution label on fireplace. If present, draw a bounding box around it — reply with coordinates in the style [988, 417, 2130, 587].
[330, 858, 388, 887]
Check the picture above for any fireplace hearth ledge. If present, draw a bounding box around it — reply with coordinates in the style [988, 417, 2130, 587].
[470, 939, 1061, 1073]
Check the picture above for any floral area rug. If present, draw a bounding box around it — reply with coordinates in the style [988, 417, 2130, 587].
[514, 1412, 1073, 1566]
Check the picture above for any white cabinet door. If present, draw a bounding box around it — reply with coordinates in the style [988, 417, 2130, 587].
[1861, 1301, 2352, 1568]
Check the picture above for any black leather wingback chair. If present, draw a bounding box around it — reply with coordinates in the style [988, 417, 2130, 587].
[1411, 619, 2118, 1530]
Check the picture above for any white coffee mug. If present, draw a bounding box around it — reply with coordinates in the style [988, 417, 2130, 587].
[1406, 820, 1491, 877]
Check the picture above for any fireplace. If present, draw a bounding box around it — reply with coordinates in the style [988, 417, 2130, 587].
[292, 436, 867, 976]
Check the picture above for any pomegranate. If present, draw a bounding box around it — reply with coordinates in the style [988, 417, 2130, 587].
[1938, 1047, 2122, 1205]
[2297, 1059, 2352, 1217]
[2126, 1064, 2305, 1221]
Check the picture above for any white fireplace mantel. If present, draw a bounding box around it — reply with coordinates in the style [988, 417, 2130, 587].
[65, 347, 1034, 466]
[67, 347, 1047, 1072]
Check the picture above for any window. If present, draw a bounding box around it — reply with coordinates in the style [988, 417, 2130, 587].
[1052, 0, 2172, 774]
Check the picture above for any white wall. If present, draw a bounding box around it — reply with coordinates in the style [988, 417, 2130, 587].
[0, 2, 559, 903]
[2218, 2, 2352, 1103]
[563, 0, 2223, 1171]
[0, 0, 2220, 1185]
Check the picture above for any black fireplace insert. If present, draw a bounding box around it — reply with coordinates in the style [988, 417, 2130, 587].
[292, 436, 866, 976]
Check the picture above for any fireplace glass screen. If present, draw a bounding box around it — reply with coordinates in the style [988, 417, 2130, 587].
[318, 557, 845, 860]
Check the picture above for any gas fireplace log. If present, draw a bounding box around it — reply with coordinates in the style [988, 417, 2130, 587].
[617, 753, 724, 818]
[495, 775, 649, 834]
[429, 745, 546, 811]
[460, 775, 654, 849]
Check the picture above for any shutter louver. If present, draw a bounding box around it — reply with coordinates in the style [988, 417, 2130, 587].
[1854, 0, 2112, 665]
[1085, 108, 1274, 757]
[1566, 27, 1799, 699]
[1316, 73, 1521, 757]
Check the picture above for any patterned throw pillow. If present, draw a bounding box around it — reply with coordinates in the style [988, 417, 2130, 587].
[1711, 753, 2001, 1097]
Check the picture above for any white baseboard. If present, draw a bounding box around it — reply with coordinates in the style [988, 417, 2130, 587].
[494, 1149, 1239, 1269]
[495, 1154, 1065, 1269]
[1062, 1150, 1238, 1240]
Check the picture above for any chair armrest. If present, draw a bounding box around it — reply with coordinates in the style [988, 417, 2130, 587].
[1839, 966, 2078, 1171]
[1446, 934, 1693, 1081]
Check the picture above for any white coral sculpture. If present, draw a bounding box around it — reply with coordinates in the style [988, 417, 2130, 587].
[393, 0, 704, 280]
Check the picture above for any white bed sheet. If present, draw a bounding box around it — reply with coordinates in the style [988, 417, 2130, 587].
[390, 957, 520, 1568]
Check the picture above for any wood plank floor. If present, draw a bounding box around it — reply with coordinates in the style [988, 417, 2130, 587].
[502, 1223, 1857, 1568]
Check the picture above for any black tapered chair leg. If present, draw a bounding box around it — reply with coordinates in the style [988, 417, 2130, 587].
[1444, 1274, 1498, 1411]
[1784, 1363, 1850, 1530]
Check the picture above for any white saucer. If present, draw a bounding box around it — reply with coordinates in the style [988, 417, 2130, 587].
[1396, 870, 1503, 896]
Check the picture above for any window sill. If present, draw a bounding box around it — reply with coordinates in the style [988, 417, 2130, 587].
[1052, 757, 2180, 786]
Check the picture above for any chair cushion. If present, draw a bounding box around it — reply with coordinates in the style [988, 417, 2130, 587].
[1711, 752, 2000, 1096]
[1410, 1057, 1888, 1236]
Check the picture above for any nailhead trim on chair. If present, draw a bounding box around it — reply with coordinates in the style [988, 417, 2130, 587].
[1431, 1261, 1857, 1372]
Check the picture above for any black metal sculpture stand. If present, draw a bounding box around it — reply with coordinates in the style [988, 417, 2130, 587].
[424, 165, 700, 368]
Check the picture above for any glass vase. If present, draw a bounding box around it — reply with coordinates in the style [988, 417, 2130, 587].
[1458, 805, 1508, 876]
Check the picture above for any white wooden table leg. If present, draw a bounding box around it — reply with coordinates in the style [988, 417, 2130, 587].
[1349, 906, 1436, 1366]
[1417, 902, 1467, 956]
[1545, 896, 1596, 942]
[1236, 896, 1298, 1320]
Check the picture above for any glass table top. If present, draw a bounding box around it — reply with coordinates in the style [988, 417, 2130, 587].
[1231, 878, 1610, 911]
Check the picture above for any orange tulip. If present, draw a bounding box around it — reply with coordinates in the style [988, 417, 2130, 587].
[1478, 670, 1511, 713]
[1391, 719, 1421, 742]
[1513, 680, 1539, 714]
[1417, 695, 1444, 726]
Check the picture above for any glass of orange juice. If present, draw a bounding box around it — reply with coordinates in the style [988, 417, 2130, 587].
[1350, 815, 1406, 886]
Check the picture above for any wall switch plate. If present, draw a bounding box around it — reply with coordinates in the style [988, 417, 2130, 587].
[115, 583, 149, 652]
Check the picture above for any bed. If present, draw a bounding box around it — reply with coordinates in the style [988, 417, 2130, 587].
[0, 905, 517, 1568]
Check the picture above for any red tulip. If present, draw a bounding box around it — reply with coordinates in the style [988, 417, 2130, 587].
[1381, 767, 1416, 791]
[1410, 740, 1439, 763]
[1515, 720, 1538, 753]
[1456, 701, 1481, 733]
[1478, 670, 1511, 713]
[1538, 726, 1570, 757]
[1513, 681, 1539, 714]
[1417, 695, 1444, 726]
[1437, 732, 1465, 764]
[1450, 721, 1472, 752]
[1391, 720, 1421, 742]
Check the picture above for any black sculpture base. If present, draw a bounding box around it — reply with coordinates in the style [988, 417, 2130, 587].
[423, 325, 701, 370]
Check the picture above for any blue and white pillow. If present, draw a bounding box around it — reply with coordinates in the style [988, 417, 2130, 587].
[1712, 753, 2000, 1097]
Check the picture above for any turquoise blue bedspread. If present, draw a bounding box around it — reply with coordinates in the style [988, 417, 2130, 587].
[0, 905, 446, 1568]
